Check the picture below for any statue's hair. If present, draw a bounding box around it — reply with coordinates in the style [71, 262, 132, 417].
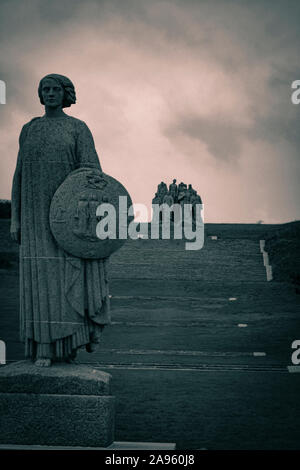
[38, 74, 76, 108]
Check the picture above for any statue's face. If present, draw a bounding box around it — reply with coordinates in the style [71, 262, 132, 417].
[41, 78, 64, 108]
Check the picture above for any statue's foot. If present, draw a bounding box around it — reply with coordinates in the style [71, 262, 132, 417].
[35, 358, 51, 367]
[65, 349, 78, 364]
[66, 357, 78, 364]
[86, 342, 99, 353]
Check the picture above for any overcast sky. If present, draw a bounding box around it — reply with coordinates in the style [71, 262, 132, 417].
[0, 0, 299, 223]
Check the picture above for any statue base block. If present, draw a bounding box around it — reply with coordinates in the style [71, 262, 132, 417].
[0, 441, 177, 450]
[0, 361, 115, 447]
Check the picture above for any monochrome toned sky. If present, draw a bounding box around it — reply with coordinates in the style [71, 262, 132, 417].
[0, 0, 299, 223]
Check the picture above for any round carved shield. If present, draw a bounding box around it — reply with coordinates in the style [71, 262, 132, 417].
[49, 168, 134, 259]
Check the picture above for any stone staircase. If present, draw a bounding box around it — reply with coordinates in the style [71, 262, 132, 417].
[2, 222, 300, 449]
[108, 237, 267, 281]
[79, 232, 299, 367]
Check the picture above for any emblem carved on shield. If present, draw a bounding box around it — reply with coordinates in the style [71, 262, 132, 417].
[52, 205, 66, 223]
[84, 172, 108, 190]
[49, 168, 133, 259]
[73, 191, 107, 242]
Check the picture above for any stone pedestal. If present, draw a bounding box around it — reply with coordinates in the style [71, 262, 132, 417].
[0, 361, 114, 447]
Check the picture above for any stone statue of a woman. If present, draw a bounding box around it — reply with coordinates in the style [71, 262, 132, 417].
[10, 74, 110, 367]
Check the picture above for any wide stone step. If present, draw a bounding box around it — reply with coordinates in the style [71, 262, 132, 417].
[108, 263, 266, 281]
[77, 350, 287, 368]
[110, 297, 300, 319]
[0, 270, 293, 299]
[111, 246, 264, 257]
[109, 258, 265, 270]
[142, 222, 280, 238]
[121, 238, 262, 252]
[110, 250, 263, 264]
[109, 279, 295, 298]
[1, 241, 264, 260]
[77, 322, 295, 359]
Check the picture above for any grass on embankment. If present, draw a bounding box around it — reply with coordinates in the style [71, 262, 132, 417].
[265, 221, 300, 292]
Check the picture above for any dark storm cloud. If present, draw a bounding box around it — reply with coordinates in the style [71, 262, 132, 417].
[0, 0, 299, 222]
[165, 116, 245, 162]
[159, 0, 300, 162]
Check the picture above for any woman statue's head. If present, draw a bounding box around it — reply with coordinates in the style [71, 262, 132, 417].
[38, 74, 76, 109]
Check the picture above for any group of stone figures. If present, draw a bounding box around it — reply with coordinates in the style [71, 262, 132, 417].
[152, 179, 202, 222]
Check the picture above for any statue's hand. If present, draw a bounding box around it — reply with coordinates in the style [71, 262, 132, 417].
[10, 223, 21, 244]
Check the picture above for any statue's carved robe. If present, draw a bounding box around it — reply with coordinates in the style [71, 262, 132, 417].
[11, 115, 110, 359]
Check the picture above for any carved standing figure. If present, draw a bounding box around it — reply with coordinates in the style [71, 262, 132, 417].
[169, 179, 178, 202]
[157, 181, 168, 199]
[10, 74, 110, 367]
